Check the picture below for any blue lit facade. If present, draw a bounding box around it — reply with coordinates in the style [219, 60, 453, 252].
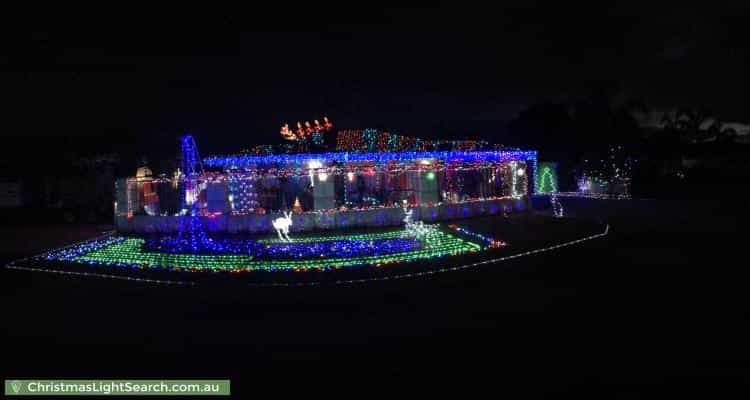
[203, 150, 537, 169]
[116, 142, 536, 233]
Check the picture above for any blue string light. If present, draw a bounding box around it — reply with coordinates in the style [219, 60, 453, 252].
[143, 235, 423, 259]
[44, 236, 125, 261]
[204, 150, 537, 169]
[446, 224, 507, 248]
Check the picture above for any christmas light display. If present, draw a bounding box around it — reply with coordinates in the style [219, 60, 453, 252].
[403, 222, 440, 239]
[271, 211, 293, 242]
[311, 131, 324, 146]
[9, 224, 610, 286]
[502, 161, 528, 199]
[242, 145, 274, 156]
[228, 172, 258, 213]
[200, 159, 531, 182]
[117, 128, 538, 233]
[550, 194, 564, 217]
[204, 150, 536, 169]
[38, 228, 480, 272]
[577, 174, 592, 192]
[280, 123, 295, 141]
[247, 224, 609, 287]
[255, 229, 407, 244]
[6, 264, 195, 286]
[165, 135, 224, 255]
[535, 162, 558, 194]
[554, 192, 631, 200]
[6, 123, 621, 288]
[400, 202, 439, 239]
[446, 224, 506, 248]
[576, 145, 633, 197]
[335, 129, 488, 153]
[120, 133, 535, 220]
[196, 150, 536, 215]
[293, 197, 303, 213]
[280, 117, 333, 142]
[363, 128, 378, 152]
[144, 232, 424, 259]
[180, 135, 204, 205]
[43, 236, 125, 261]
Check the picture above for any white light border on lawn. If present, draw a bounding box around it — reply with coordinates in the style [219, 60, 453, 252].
[254, 224, 610, 287]
[5, 224, 609, 287]
[4, 264, 195, 286]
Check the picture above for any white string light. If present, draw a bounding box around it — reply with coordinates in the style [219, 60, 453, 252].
[248, 224, 609, 287]
[552, 192, 631, 200]
[551, 194, 564, 217]
[4, 265, 195, 286]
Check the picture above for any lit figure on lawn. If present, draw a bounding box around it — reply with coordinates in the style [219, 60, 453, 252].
[551, 194, 564, 218]
[272, 211, 293, 242]
[402, 200, 414, 225]
[402, 200, 437, 238]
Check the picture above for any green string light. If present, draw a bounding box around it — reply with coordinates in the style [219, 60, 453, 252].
[69, 230, 481, 272]
[537, 167, 557, 193]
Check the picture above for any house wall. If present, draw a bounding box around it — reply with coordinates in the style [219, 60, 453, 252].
[115, 197, 529, 233]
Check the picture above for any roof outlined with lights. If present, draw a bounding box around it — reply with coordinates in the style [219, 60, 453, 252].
[204, 150, 537, 169]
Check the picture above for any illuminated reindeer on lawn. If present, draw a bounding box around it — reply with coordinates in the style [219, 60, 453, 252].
[401, 200, 436, 239]
[272, 211, 293, 242]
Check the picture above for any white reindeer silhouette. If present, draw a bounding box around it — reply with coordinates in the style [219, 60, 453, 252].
[401, 205, 435, 238]
[402, 207, 414, 225]
[272, 211, 293, 242]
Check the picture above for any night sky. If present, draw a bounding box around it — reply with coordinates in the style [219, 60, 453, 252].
[9, 3, 750, 169]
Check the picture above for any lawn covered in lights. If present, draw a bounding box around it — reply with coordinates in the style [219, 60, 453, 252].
[41, 228, 483, 273]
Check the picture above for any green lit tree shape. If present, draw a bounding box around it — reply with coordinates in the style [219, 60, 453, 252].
[537, 166, 557, 193]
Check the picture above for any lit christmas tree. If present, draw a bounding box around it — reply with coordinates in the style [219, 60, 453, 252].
[536, 164, 558, 193]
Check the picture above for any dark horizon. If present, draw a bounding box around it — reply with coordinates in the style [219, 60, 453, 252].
[11, 4, 750, 155]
